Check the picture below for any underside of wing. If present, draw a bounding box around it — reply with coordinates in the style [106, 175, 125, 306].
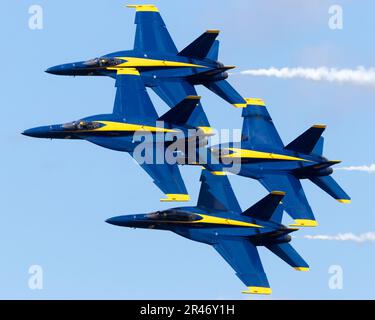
[241, 98, 284, 150]
[127, 4, 178, 54]
[197, 169, 242, 213]
[259, 174, 317, 227]
[213, 239, 271, 294]
[113, 71, 158, 126]
[151, 80, 210, 127]
[130, 148, 189, 202]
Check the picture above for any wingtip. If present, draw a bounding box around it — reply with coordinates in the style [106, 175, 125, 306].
[126, 4, 159, 12]
[160, 194, 190, 202]
[197, 126, 215, 136]
[294, 267, 310, 272]
[185, 95, 201, 100]
[232, 103, 247, 108]
[312, 124, 327, 129]
[209, 171, 227, 176]
[289, 219, 318, 227]
[337, 199, 351, 204]
[244, 98, 266, 107]
[270, 190, 286, 196]
[242, 286, 272, 295]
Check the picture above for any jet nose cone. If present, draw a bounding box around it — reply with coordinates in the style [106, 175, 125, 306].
[22, 129, 31, 136]
[22, 128, 38, 137]
[45, 65, 65, 75]
[106, 215, 137, 227]
[45, 62, 86, 76]
[105, 217, 116, 225]
[106, 216, 124, 226]
[22, 126, 51, 138]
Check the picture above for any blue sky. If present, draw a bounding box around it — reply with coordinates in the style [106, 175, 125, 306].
[1, 0, 375, 299]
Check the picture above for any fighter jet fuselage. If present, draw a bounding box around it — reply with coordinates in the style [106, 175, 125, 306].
[212, 143, 337, 179]
[106, 206, 295, 247]
[46, 50, 232, 86]
[22, 114, 200, 153]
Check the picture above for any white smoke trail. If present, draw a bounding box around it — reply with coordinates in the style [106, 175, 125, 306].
[304, 232, 375, 243]
[335, 164, 375, 173]
[240, 66, 375, 86]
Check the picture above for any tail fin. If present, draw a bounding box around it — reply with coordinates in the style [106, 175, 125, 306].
[242, 191, 285, 223]
[203, 79, 247, 107]
[310, 175, 351, 203]
[285, 125, 326, 154]
[178, 30, 220, 60]
[265, 243, 309, 271]
[158, 96, 200, 126]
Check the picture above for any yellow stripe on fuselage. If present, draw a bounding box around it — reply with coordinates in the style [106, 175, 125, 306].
[66, 121, 178, 134]
[108, 57, 207, 70]
[94, 121, 178, 133]
[151, 214, 262, 228]
[114, 68, 140, 75]
[192, 214, 263, 228]
[220, 148, 310, 162]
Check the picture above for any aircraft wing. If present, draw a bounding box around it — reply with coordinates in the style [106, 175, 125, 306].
[113, 71, 158, 126]
[259, 174, 317, 226]
[130, 148, 189, 202]
[127, 5, 178, 54]
[151, 80, 210, 127]
[213, 239, 271, 294]
[241, 99, 284, 149]
[197, 169, 242, 213]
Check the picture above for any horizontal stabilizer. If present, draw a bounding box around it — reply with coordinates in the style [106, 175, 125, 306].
[158, 96, 200, 126]
[242, 191, 285, 222]
[259, 174, 317, 225]
[285, 125, 326, 154]
[310, 175, 351, 203]
[178, 30, 220, 59]
[203, 80, 246, 107]
[266, 242, 309, 270]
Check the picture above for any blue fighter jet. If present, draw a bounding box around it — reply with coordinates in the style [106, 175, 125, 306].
[199, 98, 351, 227]
[107, 169, 310, 294]
[23, 70, 214, 202]
[45, 4, 247, 119]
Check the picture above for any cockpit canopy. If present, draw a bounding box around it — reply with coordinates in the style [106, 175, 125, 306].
[83, 57, 124, 68]
[62, 121, 102, 131]
[146, 210, 201, 222]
